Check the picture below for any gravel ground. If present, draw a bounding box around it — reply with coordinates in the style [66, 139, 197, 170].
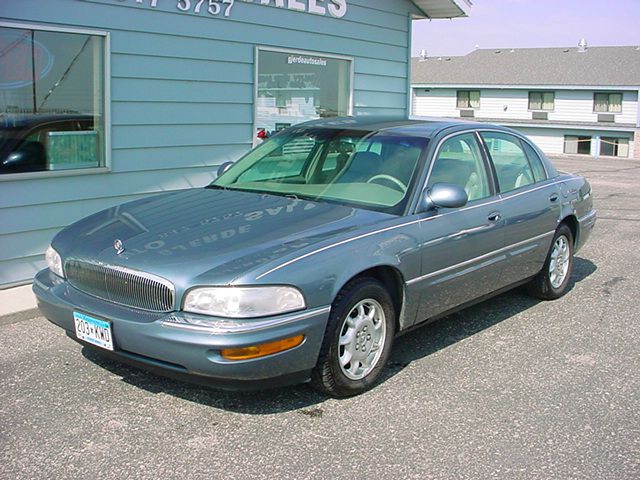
[1, 155, 638, 480]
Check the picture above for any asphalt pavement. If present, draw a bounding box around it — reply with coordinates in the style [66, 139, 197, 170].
[1, 155, 639, 480]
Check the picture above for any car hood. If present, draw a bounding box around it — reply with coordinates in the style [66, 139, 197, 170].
[54, 188, 392, 287]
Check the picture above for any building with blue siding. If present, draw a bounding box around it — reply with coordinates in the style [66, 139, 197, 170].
[0, 0, 468, 287]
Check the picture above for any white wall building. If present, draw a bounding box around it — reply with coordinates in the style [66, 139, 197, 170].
[411, 45, 640, 159]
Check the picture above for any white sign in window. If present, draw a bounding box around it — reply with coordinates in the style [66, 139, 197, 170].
[256, 48, 352, 138]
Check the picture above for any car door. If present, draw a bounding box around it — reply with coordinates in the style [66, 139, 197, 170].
[479, 131, 561, 287]
[410, 131, 506, 324]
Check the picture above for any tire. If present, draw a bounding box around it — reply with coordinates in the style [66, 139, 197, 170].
[311, 277, 396, 397]
[527, 224, 574, 300]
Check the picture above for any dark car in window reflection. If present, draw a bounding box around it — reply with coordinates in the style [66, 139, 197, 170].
[0, 114, 96, 173]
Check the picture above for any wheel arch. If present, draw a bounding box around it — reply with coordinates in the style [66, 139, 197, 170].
[336, 265, 406, 333]
[559, 214, 579, 246]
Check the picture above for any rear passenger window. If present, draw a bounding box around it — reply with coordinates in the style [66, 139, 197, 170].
[522, 141, 547, 182]
[428, 133, 490, 202]
[481, 132, 535, 193]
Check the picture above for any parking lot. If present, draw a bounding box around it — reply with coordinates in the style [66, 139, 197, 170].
[1, 156, 638, 480]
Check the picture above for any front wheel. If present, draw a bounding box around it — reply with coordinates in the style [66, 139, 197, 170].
[527, 224, 574, 300]
[311, 278, 396, 397]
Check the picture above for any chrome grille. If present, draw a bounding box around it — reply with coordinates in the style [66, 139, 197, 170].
[65, 260, 175, 312]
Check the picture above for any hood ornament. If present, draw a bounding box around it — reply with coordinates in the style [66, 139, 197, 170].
[113, 239, 125, 255]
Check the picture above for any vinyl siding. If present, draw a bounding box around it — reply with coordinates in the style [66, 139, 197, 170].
[515, 129, 567, 155]
[412, 88, 639, 125]
[1, 0, 420, 285]
[514, 127, 635, 158]
[412, 88, 459, 117]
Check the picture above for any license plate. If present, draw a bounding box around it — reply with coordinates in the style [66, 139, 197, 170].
[74, 312, 114, 351]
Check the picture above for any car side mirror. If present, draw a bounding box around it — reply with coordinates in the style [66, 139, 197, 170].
[217, 161, 234, 177]
[420, 183, 468, 212]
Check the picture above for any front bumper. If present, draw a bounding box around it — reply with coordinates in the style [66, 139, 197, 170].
[33, 269, 331, 389]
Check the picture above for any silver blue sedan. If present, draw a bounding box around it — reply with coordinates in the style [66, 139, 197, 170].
[34, 118, 596, 397]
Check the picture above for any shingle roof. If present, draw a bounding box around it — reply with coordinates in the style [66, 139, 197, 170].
[411, 46, 640, 87]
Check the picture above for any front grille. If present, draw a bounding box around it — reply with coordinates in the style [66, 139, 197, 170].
[65, 260, 175, 312]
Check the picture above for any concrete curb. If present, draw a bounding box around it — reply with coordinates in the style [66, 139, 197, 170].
[0, 284, 38, 318]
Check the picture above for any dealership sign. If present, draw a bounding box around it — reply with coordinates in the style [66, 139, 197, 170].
[93, 0, 347, 18]
[243, 0, 347, 18]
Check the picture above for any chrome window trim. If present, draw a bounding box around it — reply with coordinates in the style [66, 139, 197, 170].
[406, 230, 556, 285]
[162, 306, 332, 334]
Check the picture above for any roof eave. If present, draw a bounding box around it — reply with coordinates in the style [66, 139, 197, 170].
[411, 0, 471, 19]
[411, 83, 640, 90]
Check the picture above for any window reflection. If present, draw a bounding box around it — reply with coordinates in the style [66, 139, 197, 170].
[0, 26, 105, 174]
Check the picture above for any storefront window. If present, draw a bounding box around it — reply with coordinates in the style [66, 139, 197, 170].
[564, 135, 592, 155]
[256, 48, 352, 139]
[0, 25, 106, 175]
[600, 137, 629, 157]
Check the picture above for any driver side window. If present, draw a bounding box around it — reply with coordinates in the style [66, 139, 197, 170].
[428, 133, 491, 202]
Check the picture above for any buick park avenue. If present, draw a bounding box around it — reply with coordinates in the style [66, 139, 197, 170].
[34, 118, 596, 397]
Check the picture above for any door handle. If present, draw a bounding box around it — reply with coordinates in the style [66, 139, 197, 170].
[488, 212, 502, 222]
[549, 194, 559, 202]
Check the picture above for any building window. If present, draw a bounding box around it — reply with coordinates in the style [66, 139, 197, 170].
[456, 90, 480, 109]
[594, 92, 622, 113]
[600, 137, 629, 157]
[255, 48, 352, 138]
[528, 91, 555, 111]
[564, 136, 592, 155]
[0, 24, 107, 175]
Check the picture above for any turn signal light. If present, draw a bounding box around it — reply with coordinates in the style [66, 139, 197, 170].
[221, 335, 305, 361]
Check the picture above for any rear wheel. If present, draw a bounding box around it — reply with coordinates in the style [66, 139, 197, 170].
[527, 224, 574, 300]
[311, 278, 395, 397]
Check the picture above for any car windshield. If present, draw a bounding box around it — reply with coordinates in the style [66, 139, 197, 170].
[211, 127, 428, 214]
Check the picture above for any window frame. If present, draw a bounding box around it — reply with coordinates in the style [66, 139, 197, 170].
[528, 91, 555, 112]
[564, 135, 592, 155]
[520, 139, 548, 182]
[478, 131, 539, 194]
[0, 21, 111, 182]
[422, 130, 497, 204]
[593, 92, 623, 113]
[600, 136, 629, 158]
[456, 90, 480, 109]
[254, 45, 354, 147]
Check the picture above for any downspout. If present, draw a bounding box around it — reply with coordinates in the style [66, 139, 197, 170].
[406, 14, 413, 117]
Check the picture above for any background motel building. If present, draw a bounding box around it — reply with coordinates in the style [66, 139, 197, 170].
[411, 44, 640, 160]
[0, 0, 470, 288]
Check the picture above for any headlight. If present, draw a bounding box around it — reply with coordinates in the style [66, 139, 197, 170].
[183, 286, 306, 318]
[45, 245, 64, 278]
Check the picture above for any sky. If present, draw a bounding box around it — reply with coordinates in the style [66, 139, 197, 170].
[411, 0, 640, 57]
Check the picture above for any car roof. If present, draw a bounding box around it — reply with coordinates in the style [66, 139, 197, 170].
[296, 116, 516, 139]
